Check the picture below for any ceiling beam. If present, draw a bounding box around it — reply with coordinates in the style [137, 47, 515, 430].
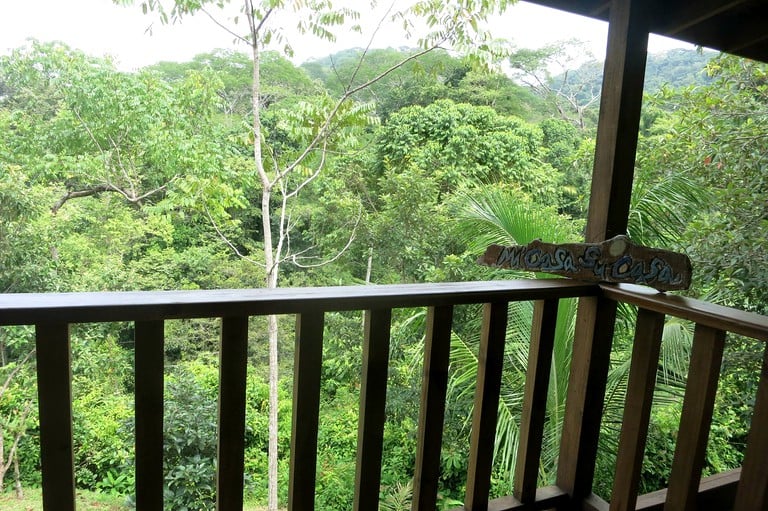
[651, 0, 752, 35]
[675, 4, 768, 54]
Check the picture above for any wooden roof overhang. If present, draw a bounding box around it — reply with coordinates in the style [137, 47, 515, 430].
[525, 0, 768, 64]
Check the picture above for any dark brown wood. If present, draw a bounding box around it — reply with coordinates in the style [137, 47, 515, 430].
[557, 295, 617, 501]
[733, 347, 768, 510]
[481, 236, 691, 291]
[0, 279, 598, 326]
[652, 0, 751, 34]
[521, 1, 768, 63]
[289, 311, 325, 511]
[412, 306, 453, 511]
[134, 320, 164, 511]
[216, 316, 249, 511]
[585, 0, 649, 243]
[610, 309, 665, 511]
[514, 299, 559, 503]
[602, 283, 768, 342]
[450, 485, 570, 511]
[664, 324, 725, 511]
[353, 309, 392, 511]
[465, 302, 509, 511]
[584, 493, 611, 511]
[35, 322, 75, 511]
[636, 468, 740, 511]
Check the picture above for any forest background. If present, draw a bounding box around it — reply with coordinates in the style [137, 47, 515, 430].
[1, 4, 768, 509]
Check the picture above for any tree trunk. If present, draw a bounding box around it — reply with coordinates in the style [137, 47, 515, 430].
[248, 13, 280, 510]
[12, 452, 22, 499]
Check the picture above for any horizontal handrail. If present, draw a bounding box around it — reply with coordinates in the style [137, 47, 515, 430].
[600, 283, 768, 341]
[0, 279, 598, 325]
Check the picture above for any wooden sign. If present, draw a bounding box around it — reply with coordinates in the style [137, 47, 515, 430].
[479, 235, 691, 291]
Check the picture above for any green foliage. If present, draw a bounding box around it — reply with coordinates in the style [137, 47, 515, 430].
[161, 368, 218, 510]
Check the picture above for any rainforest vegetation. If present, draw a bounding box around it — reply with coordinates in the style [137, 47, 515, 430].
[1, 5, 766, 508]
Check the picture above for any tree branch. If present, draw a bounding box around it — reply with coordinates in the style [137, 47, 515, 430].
[204, 206, 265, 268]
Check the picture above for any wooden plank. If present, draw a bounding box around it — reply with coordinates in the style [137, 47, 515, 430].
[447, 485, 569, 511]
[0, 279, 598, 326]
[664, 324, 725, 511]
[601, 283, 768, 342]
[585, 0, 649, 244]
[216, 316, 249, 511]
[288, 311, 325, 511]
[353, 309, 392, 511]
[481, 236, 691, 291]
[35, 322, 75, 511]
[465, 302, 509, 511]
[652, 0, 751, 34]
[514, 299, 559, 503]
[412, 306, 453, 511]
[636, 468, 740, 511]
[556, 295, 617, 501]
[610, 309, 665, 511]
[733, 346, 768, 510]
[134, 320, 164, 511]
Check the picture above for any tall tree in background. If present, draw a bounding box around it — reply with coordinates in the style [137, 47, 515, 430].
[115, 1, 515, 507]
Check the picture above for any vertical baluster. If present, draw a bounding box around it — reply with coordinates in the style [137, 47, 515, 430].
[353, 308, 392, 511]
[135, 320, 165, 511]
[664, 324, 725, 511]
[35, 322, 75, 511]
[289, 311, 325, 511]
[412, 306, 453, 511]
[217, 316, 250, 510]
[733, 345, 768, 510]
[610, 309, 665, 511]
[465, 301, 509, 511]
[514, 299, 560, 503]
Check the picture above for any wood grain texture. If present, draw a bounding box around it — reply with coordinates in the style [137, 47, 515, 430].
[216, 316, 249, 511]
[353, 309, 392, 511]
[412, 306, 453, 511]
[664, 324, 725, 511]
[733, 347, 768, 510]
[0, 279, 598, 326]
[35, 322, 76, 511]
[134, 320, 164, 511]
[557, 295, 617, 501]
[636, 469, 740, 510]
[481, 236, 691, 291]
[288, 311, 325, 511]
[465, 302, 509, 511]
[601, 283, 768, 342]
[610, 309, 665, 511]
[514, 299, 559, 503]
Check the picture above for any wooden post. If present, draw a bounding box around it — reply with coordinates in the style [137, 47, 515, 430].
[216, 316, 250, 511]
[558, 0, 650, 504]
[35, 322, 76, 511]
[465, 302, 509, 511]
[289, 311, 325, 511]
[412, 306, 453, 511]
[610, 309, 665, 511]
[135, 320, 164, 511]
[353, 309, 392, 511]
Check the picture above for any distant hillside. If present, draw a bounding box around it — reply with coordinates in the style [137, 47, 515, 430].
[555, 48, 716, 98]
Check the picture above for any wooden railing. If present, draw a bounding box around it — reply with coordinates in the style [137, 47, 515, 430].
[1, 279, 767, 510]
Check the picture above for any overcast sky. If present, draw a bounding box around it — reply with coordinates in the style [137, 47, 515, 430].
[0, 0, 693, 70]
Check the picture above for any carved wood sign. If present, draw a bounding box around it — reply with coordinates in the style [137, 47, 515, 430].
[479, 235, 692, 291]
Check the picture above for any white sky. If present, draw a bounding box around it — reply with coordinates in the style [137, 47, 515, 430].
[0, 0, 693, 71]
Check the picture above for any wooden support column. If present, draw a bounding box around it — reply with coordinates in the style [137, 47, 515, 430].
[558, 0, 650, 506]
